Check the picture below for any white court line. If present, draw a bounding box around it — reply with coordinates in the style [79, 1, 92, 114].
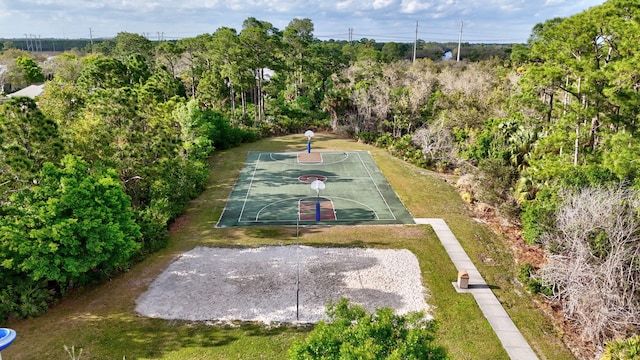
[269, 152, 297, 164]
[268, 151, 350, 166]
[356, 152, 396, 220]
[254, 196, 301, 221]
[237, 152, 262, 222]
[245, 196, 392, 223]
[328, 196, 383, 220]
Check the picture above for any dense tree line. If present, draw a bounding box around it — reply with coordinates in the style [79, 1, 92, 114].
[0, 32, 257, 320]
[2, 1, 639, 356]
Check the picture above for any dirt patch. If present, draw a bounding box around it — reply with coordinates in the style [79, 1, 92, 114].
[135, 246, 430, 324]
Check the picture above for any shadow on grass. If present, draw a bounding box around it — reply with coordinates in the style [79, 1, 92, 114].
[299, 240, 391, 248]
[86, 318, 308, 359]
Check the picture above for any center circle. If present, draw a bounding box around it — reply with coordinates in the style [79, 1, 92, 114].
[298, 174, 327, 183]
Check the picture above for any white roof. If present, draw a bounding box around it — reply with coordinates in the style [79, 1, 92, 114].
[7, 84, 45, 99]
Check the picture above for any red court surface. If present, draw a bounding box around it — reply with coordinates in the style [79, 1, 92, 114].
[299, 200, 336, 221]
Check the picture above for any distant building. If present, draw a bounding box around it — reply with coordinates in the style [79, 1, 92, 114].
[6, 83, 45, 99]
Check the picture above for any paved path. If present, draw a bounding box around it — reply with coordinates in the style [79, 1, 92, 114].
[414, 218, 539, 360]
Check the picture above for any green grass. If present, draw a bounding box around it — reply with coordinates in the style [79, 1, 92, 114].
[3, 133, 574, 359]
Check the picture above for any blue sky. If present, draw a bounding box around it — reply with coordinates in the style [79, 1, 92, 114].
[0, 0, 607, 43]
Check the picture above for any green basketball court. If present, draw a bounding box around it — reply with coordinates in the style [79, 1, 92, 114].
[216, 150, 415, 227]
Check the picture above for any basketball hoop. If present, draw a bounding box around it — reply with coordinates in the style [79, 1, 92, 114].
[310, 179, 325, 221]
[305, 130, 315, 153]
[304, 130, 314, 140]
[310, 179, 325, 193]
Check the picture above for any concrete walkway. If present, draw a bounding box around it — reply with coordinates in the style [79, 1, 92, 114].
[414, 218, 539, 360]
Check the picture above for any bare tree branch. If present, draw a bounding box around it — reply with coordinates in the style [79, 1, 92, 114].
[540, 186, 640, 345]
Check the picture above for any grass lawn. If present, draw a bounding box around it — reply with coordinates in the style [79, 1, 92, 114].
[2, 133, 574, 359]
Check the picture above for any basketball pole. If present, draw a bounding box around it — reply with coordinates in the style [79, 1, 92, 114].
[315, 189, 321, 221]
[305, 130, 314, 154]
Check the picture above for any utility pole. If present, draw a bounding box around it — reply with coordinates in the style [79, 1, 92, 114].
[456, 21, 463, 62]
[89, 28, 94, 53]
[25, 34, 33, 52]
[348, 27, 353, 43]
[413, 21, 418, 63]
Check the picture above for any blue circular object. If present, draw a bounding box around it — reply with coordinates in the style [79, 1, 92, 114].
[0, 328, 17, 351]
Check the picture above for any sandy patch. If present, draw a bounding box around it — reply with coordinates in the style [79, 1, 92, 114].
[135, 246, 430, 323]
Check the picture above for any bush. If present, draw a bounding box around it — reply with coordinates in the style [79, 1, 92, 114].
[134, 200, 171, 257]
[375, 133, 395, 148]
[0, 278, 53, 321]
[601, 335, 640, 360]
[0, 156, 141, 287]
[517, 263, 552, 296]
[288, 298, 447, 359]
[476, 158, 519, 207]
[521, 188, 559, 244]
[357, 131, 378, 144]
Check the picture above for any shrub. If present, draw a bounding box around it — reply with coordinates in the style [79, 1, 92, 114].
[601, 335, 640, 360]
[517, 263, 552, 296]
[0, 278, 53, 321]
[357, 131, 378, 144]
[476, 158, 518, 207]
[288, 298, 447, 359]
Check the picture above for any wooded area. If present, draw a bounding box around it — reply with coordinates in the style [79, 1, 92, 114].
[1, 0, 639, 357]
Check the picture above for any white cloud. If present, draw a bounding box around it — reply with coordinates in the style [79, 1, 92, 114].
[400, 0, 433, 14]
[373, 0, 395, 9]
[335, 0, 356, 11]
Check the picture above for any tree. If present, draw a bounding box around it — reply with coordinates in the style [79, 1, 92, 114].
[0, 97, 62, 202]
[283, 18, 314, 99]
[0, 155, 141, 286]
[202, 27, 246, 119]
[15, 56, 45, 84]
[288, 298, 447, 359]
[412, 120, 456, 167]
[381, 42, 405, 63]
[523, 1, 640, 166]
[112, 32, 154, 64]
[0, 49, 40, 91]
[47, 53, 83, 83]
[2, 41, 15, 50]
[76, 55, 129, 90]
[176, 34, 212, 98]
[240, 17, 282, 124]
[139, 65, 186, 103]
[539, 186, 640, 346]
[155, 41, 183, 77]
[125, 53, 152, 86]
